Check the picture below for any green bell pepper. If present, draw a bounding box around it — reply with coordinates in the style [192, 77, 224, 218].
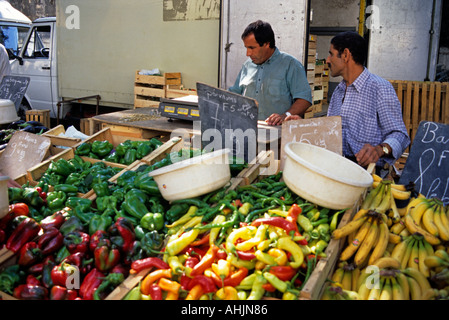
[65, 197, 93, 213]
[122, 195, 149, 220]
[116, 170, 137, 187]
[123, 148, 137, 165]
[96, 196, 119, 213]
[165, 203, 190, 223]
[115, 140, 132, 157]
[124, 188, 148, 203]
[8, 187, 23, 202]
[104, 151, 119, 163]
[140, 230, 164, 256]
[59, 216, 84, 236]
[75, 142, 92, 156]
[140, 212, 164, 231]
[49, 158, 76, 177]
[136, 142, 152, 159]
[93, 181, 110, 197]
[73, 207, 95, 225]
[89, 211, 113, 235]
[149, 138, 163, 149]
[134, 175, 160, 196]
[91, 140, 114, 158]
[22, 187, 44, 207]
[46, 191, 67, 211]
[54, 184, 79, 194]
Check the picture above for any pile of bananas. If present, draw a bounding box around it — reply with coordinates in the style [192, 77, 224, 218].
[325, 173, 449, 300]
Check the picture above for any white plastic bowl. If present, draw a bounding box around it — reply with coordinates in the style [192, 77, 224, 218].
[0, 99, 19, 125]
[148, 148, 231, 201]
[283, 142, 373, 210]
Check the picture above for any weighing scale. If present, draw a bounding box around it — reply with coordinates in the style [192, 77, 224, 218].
[159, 95, 200, 121]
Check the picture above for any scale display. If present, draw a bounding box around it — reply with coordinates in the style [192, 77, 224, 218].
[159, 97, 200, 121]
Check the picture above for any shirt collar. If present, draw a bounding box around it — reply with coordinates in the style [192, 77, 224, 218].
[337, 67, 370, 93]
[263, 47, 280, 65]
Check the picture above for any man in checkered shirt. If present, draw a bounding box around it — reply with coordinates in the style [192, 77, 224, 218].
[325, 31, 410, 176]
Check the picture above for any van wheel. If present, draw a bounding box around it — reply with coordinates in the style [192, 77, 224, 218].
[17, 100, 31, 120]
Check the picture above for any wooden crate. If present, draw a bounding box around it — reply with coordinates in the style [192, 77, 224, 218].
[43, 124, 82, 149]
[389, 80, 449, 151]
[134, 71, 183, 108]
[25, 109, 51, 128]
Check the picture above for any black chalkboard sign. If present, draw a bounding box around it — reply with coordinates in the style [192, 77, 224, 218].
[0, 75, 30, 109]
[399, 121, 449, 205]
[197, 82, 258, 163]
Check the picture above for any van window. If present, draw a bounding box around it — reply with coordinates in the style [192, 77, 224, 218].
[24, 25, 51, 59]
[0, 25, 30, 57]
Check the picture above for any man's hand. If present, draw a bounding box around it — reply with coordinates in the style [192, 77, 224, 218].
[265, 113, 287, 126]
[355, 144, 383, 167]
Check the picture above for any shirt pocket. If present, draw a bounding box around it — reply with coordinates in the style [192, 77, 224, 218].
[267, 78, 288, 98]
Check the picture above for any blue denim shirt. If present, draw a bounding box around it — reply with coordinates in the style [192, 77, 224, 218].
[229, 48, 312, 120]
[327, 68, 410, 167]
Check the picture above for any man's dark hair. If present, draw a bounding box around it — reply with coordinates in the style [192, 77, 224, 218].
[331, 31, 367, 66]
[242, 20, 275, 48]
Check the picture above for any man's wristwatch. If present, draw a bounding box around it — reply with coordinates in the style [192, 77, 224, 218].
[381, 143, 390, 157]
[284, 111, 292, 117]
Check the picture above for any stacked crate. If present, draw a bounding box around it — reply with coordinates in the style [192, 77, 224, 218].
[312, 59, 330, 115]
[305, 35, 318, 119]
[134, 71, 197, 109]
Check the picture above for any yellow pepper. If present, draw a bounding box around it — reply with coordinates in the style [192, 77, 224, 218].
[255, 250, 276, 265]
[257, 239, 271, 251]
[215, 286, 239, 300]
[166, 206, 198, 228]
[277, 236, 304, 269]
[227, 253, 256, 270]
[235, 273, 256, 290]
[268, 248, 288, 266]
[175, 215, 203, 236]
[238, 202, 253, 215]
[167, 256, 184, 275]
[226, 226, 256, 253]
[237, 290, 248, 300]
[209, 214, 226, 245]
[165, 228, 200, 256]
[235, 224, 268, 251]
[212, 259, 231, 279]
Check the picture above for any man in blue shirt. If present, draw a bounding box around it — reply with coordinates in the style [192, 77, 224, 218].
[229, 20, 312, 126]
[326, 31, 410, 172]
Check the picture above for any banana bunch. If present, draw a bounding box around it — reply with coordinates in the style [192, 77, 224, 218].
[368, 174, 412, 222]
[321, 261, 361, 300]
[425, 249, 449, 287]
[403, 197, 449, 245]
[354, 257, 433, 300]
[389, 233, 434, 277]
[332, 209, 390, 268]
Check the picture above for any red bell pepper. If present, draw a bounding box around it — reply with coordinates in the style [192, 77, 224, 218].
[13, 284, 48, 300]
[190, 244, 218, 277]
[184, 256, 200, 269]
[6, 217, 41, 253]
[26, 274, 41, 286]
[113, 217, 135, 254]
[89, 230, 110, 252]
[147, 284, 162, 300]
[18, 242, 42, 267]
[50, 285, 68, 300]
[63, 252, 94, 275]
[186, 275, 216, 294]
[0, 203, 29, 230]
[130, 257, 170, 274]
[66, 289, 78, 300]
[236, 250, 256, 261]
[251, 216, 308, 246]
[94, 244, 121, 272]
[38, 227, 64, 255]
[268, 266, 298, 281]
[63, 230, 90, 254]
[50, 262, 78, 287]
[79, 268, 105, 300]
[110, 263, 129, 278]
[40, 210, 67, 231]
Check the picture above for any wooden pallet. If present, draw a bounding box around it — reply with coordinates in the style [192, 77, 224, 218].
[134, 71, 183, 108]
[389, 80, 449, 152]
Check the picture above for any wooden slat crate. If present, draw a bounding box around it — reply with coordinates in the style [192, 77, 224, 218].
[389, 80, 449, 152]
[134, 71, 183, 108]
[25, 109, 51, 129]
[43, 124, 83, 148]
